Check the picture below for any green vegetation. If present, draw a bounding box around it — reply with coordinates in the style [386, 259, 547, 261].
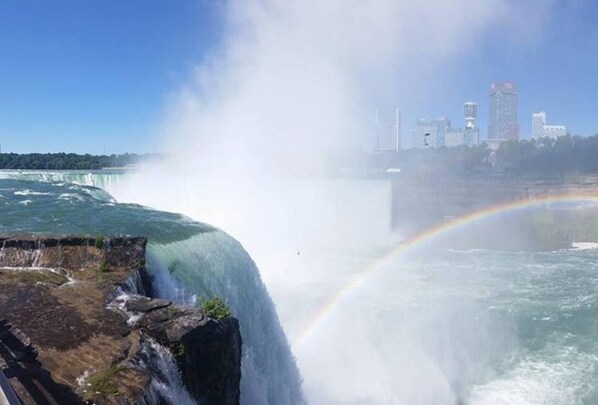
[0, 152, 158, 170]
[494, 135, 598, 175]
[197, 296, 232, 320]
[86, 366, 124, 397]
[369, 133, 598, 177]
[169, 342, 186, 363]
[98, 261, 109, 273]
[94, 237, 104, 249]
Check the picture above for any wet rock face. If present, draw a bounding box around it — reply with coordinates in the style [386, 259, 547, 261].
[115, 295, 242, 405]
[180, 317, 242, 405]
[0, 236, 242, 405]
[0, 236, 146, 274]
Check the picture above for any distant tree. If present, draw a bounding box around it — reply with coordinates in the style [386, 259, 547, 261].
[0, 152, 148, 170]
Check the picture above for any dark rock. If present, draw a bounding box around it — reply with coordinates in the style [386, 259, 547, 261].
[124, 296, 172, 313]
[180, 317, 242, 405]
[0, 235, 242, 405]
[136, 301, 241, 405]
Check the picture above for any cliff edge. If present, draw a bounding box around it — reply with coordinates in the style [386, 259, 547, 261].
[0, 235, 241, 404]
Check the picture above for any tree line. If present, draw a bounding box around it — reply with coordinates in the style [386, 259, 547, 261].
[0, 153, 150, 170]
[370, 134, 598, 177]
[494, 134, 598, 175]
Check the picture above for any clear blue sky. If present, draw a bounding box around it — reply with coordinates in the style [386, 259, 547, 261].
[0, 0, 223, 153]
[0, 1, 596, 154]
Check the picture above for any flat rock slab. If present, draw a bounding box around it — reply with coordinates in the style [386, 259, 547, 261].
[125, 296, 172, 313]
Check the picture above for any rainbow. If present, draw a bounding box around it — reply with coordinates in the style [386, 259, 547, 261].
[292, 192, 598, 349]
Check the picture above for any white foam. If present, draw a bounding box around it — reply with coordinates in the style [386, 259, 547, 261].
[468, 348, 594, 405]
[571, 242, 598, 251]
[14, 190, 53, 196]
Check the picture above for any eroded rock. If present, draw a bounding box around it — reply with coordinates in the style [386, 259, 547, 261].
[0, 235, 242, 405]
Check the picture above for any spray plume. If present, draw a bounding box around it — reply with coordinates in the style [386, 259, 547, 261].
[111, 1, 558, 403]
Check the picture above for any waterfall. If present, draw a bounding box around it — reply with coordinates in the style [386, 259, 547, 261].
[105, 269, 147, 304]
[0, 170, 124, 198]
[105, 271, 197, 404]
[0, 172, 305, 404]
[146, 232, 305, 405]
[136, 338, 196, 405]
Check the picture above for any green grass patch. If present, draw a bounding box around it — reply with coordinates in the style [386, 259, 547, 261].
[197, 296, 232, 320]
[169, 342, 186, 363]
[94, 236, 104, 249]
[86, 366, 124, 397]
[98, 261, 109, 273]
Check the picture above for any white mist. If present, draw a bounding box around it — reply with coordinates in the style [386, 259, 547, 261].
[106, 1, 558, 403]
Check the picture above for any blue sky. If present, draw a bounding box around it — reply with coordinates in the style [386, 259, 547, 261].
[0, 1, 596, 154]
[434, 0, 598, 142]
[0, 0, 223, 153]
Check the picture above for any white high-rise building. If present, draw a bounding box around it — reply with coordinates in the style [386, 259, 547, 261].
[488, 82, 519, 142]
[464, 102, 477, 129]
[532, 112, 547, 140]
[375, 108, 401, 151]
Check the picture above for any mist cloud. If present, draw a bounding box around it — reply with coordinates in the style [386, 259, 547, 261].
[161, 0, 545, 174]
[118, 2, 559, 402]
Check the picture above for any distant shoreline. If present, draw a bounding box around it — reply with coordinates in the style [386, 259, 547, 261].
[0, 152, 160, 170]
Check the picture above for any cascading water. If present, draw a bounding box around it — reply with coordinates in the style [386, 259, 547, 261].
[145, 235, 303, 404]
[0, 169, 125, 195]
[0, 177, 305, 404]
[106, 274, 196, 403]
[136, 339, 197, 405]
[7, 172, 598, 403]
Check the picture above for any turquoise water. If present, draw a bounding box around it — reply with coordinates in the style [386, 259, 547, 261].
[3, 174, 598, 404]
[0, 178, 304, 405]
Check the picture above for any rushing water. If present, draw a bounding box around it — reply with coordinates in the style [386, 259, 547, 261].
[2, 172, 598, 404]
[0, 177, 303, 404]
[295, 247, 598, 404]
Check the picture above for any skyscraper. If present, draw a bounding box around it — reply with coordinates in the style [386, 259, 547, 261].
[445, 102, 480, 147]
[532, 112, 547, 140]
[488, 82, 519, 142]
[464, 102, 477, 129]
[375, 108, 401, 151]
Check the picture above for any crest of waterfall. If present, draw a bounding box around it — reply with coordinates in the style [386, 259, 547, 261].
[0, 174, 305, 404]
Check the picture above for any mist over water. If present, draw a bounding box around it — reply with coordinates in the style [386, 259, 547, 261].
[85, 1, 579, 403]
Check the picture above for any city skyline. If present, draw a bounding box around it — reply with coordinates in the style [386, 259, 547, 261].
[408, 100, 479, 149]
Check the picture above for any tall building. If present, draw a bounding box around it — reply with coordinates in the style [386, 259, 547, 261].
[443, 103, 479, 147]
[532, 112, 547, 140]
[375, 108, 401, 151]
[488, 81, 519, 142]
[464, 102, 477, 129]
[411, 117, 450, 148]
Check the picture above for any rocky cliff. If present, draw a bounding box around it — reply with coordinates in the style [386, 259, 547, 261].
[0, 235, 241, 404]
